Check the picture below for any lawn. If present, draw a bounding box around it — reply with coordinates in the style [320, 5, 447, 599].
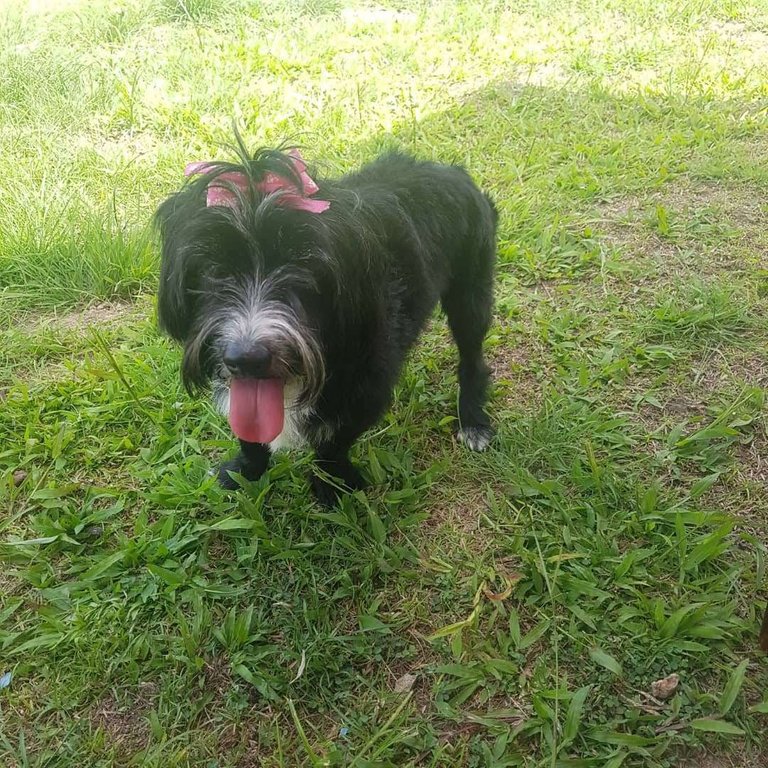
[1, 0, 767, 765]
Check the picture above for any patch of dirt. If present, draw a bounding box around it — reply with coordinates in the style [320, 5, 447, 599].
[79, 127, 161, 164]
[382, 657, 434, 713]
[733, 423, 768, 485]
[218, 709, 344, 768]
[655, 182, 766, 233]
[708, 18, 768, 51]
[613, 342, 768, 530]
[678, 745, 768, 768]
[29, 300, 142, 334]
[703, 417, 768, 531]
[0, 570, 24, 599]
[203, 655, 234, 702]
[420, 492, 490, 557]
[705, 475, 768, 531]
[488, 332, 549, 412]
[595, 180, 768, 287]
[435, 700, 527, 748]
[6, 299, 151, 389]
[617, 342, 767, 428]
[216, 715, 276, 768]
[88, 684, 157, 756]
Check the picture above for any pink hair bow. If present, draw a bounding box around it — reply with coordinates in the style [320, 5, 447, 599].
[184, 149, 330, 214]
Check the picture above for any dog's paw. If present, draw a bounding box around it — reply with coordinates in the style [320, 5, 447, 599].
[217, 457, 265, 489]
[309, 475, 345, 507]
[218, 459, 245, 490]
[341, 464, 367, 492]
[308, 463, 366, 507]
[457, 424, 495, 452]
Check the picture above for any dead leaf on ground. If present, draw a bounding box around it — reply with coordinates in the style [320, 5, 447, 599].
[290, 649, 307, 684]
[482, 573, 522, 601]
[651, 673, 680, 700]
[394, 673, 417, 694]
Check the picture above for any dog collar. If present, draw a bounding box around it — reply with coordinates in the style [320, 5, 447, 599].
[185, 149, 330, 213]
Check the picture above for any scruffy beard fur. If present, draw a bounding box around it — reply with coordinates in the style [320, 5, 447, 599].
[156, 144, 497, 506]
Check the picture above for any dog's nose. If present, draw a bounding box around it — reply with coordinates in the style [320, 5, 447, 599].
[223, 342, 273, 377]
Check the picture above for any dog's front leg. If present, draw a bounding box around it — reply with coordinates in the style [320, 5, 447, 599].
[309, 441, 366, 507]
[218, 440, 271, 489]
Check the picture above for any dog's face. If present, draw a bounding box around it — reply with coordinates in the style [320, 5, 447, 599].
[155, 162, 332, 411]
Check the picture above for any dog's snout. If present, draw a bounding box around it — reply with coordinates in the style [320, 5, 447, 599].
[223, 342, 273, 377]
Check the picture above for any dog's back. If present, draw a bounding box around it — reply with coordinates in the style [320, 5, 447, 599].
[329, 152, 496, 305]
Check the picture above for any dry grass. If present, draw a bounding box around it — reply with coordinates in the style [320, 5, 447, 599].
[26, 299, 147, 334]
[88, 686, 156, 756]
[678, 745, 768, 768]
[596, 180, 768, 285]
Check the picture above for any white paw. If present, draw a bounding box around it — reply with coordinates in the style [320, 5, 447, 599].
[457, 425, 494, 452]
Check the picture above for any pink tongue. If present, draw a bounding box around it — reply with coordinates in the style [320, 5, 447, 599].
[228, 378, 285, 444]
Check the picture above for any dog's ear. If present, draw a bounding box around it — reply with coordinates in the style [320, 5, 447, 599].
[155, 192, 197, 342]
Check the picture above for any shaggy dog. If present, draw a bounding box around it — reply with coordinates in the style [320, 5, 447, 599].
[155, 141, 497, 506]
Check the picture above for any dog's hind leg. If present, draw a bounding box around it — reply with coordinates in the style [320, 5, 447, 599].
[441, 245, 495, 452]
[218, 440, 271, 489]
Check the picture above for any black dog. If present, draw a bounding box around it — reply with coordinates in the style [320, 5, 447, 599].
[155, 141, 497, 506]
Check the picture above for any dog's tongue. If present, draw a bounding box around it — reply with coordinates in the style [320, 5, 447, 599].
[228, 378, 285, 444]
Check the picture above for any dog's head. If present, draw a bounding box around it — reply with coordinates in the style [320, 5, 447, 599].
[155, 145, 341, 434]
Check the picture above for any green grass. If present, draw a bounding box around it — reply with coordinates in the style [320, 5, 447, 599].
[1, 0, 768, 766]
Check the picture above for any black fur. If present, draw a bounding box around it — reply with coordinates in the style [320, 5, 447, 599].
[156, 143, 497, 505]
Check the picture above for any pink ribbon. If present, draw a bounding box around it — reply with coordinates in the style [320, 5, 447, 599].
[184, 149, 330, 213]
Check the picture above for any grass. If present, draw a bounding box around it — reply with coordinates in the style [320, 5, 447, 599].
[1, 0, 767, 765]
